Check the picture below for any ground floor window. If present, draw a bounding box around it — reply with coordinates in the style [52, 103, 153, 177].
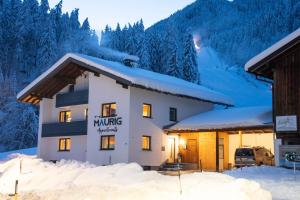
[58, 138, 71, 151]
[142, 135, 151, 151]
[100, 135, 115, 150]
[59, 111, 72, 122]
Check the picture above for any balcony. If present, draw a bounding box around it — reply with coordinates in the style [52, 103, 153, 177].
[42, 120, 87, 138]
[56, 90, 89, 108]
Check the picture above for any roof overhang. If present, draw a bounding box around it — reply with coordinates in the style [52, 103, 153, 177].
[17, 55, 132, 105]
[164, 124, 274, 134]
[245, 28, 300, 79]
[17, 54, 233, 106]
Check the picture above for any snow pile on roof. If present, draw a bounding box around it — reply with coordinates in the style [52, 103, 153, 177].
[226, 166, 300, 200]
[168, 106, 272, 131]
[96, 47, 139, 63]
[0, 156, 271, 200]
[17, 53, 233, 105]
[245, 27, 300, 70]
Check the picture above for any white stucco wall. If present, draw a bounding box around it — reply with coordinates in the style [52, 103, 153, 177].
[39, 135, 87, 162]
[86, 73, 131, 165]
[128, 87, 214, 166]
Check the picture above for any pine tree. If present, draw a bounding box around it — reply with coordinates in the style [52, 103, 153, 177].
[182, 33, 199, 84]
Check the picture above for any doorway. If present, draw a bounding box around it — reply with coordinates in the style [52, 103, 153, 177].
[218, 138, 224, 171]
[167, 137, 176, 163]
[185, 139, 198, 163]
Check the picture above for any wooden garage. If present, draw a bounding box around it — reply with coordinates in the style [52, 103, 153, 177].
[165, 106, 274, 171]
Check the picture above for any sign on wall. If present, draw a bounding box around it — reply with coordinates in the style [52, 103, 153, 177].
[276, 115, 297, 132]
[94, 115, 122, 134]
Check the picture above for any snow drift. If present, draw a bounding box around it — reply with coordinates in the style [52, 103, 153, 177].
[0, 156, 271, 200]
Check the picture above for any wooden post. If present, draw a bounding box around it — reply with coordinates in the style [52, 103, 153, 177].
[239, 130, 243, 148]
[216, 131, 219, 172]
[14, 180, 18, 200]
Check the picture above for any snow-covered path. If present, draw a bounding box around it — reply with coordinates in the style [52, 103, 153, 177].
[0, 156, 270, 200]
[225, 166, 300, 200]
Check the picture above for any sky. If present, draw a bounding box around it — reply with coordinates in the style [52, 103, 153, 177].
[48, 0, 195, 32]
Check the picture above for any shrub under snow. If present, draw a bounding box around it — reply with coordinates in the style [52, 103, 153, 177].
[0, 156, 271, 200]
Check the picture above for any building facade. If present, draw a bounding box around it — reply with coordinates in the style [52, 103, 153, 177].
[18, 53, 232, 168]
[245, 27, 300, 167]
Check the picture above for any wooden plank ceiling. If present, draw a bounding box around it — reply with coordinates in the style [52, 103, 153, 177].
[19, 62, 89, 105]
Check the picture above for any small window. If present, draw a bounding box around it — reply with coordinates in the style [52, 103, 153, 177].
[142, 136, 151, 151]
[84, 108, 88, 120]
[142, 103, 152, 118]
[100, 135, 115, 150]
[58, 138, 71, 151]
[169, 107, 177, 122]
[59, 111, 71, 122]
[102, 103, 117, 117]
[69, 85, 75, 93]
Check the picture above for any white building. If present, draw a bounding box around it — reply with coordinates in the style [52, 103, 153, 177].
[17, 53, 233, 169]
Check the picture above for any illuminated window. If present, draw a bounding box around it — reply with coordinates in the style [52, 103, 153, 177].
[102, 103, 117, 117]
[59, 111, 71, 122]
[169, 107, 177, 122]
[84, 108, 88, 120]
[100, 135, 115, 150]
[142, 136, 151, 151]
[142, 103, 152, 118]
[58, 138, 71, 151]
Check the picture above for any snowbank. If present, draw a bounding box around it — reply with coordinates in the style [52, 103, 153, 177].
[226, 166, 300, 200]
[0, 156, 271, 200]
[0, 148, 36, 161]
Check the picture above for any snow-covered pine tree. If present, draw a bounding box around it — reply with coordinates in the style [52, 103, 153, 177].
[182, 33, 199, 84]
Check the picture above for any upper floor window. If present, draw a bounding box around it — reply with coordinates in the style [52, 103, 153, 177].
[84, 108, 88, 120]
[100, 135, 115, 150]
[142, 135, 151, 151]
[69, 84, 75, 93]
[169, 107, 177, 122]
[58, 138, 71, 151]
[142, 103, 152, 118]
[59, 111, 71, 122]
[102, 103, 117, 117]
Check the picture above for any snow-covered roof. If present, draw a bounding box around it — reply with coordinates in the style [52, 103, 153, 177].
[166, 106, 272, 131]
[245, 28, 300, 71]
[17, 53, 233, 106]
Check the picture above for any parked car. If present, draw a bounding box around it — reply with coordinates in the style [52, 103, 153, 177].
[235, 147, 256, 167]
[234, 147, 274, 167]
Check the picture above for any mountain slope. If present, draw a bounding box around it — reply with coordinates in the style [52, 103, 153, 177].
[147, 0, 300, 107]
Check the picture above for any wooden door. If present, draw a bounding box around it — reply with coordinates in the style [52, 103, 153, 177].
[185, 139, 198, 163]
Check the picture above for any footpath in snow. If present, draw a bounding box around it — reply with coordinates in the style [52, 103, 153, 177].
[0, 155, 270, 200]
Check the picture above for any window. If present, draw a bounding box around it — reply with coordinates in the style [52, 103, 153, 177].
[102, 103, 117, 117]
[142, 103, 152, 118]
[142, 136, 151, 151]
[69, 85, 75, 92]
[84, 108, 88, 120]
[169, 107, 177, 122]
[100, 135, 115, 150]
[59, 111, 71, 122]
[58, 138, 71, 151]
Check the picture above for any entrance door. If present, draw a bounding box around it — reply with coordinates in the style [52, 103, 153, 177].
[186, 139, 198, 163]
[167, 138, 176, 163]
[218, 138, 224, 171]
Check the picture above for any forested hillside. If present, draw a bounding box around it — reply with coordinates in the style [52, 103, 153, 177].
[0, 0, 99, 151]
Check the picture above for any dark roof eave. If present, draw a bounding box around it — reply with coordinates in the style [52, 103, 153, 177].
[247, 34, 300, 78]
[164, 124, 274, 133]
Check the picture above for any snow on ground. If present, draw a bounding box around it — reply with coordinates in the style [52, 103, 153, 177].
[225, 166, 300, 200]
[197, 47, 272, 107]
[0, 156, 271, 200]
